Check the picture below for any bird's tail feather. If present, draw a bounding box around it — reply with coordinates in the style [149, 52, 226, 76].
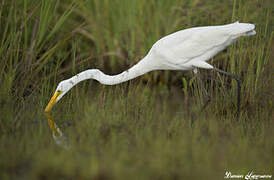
[229, 21, 256, 36]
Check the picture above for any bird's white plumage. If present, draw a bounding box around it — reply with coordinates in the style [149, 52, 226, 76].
[149, 21, 255, 70]
[48, 21, 255, 104]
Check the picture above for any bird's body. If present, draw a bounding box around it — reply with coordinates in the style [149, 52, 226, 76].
[143, 21, 255, 71]
[45, 21, 256, 112]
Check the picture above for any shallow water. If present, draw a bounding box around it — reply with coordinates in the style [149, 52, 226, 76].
[1, 85, 273, 180]
[45, 113, 70, 150]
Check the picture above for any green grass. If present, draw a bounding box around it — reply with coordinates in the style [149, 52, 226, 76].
[0, 0, 273, 179]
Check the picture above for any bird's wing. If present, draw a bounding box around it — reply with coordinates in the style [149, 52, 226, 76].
[155, 27, 231, 65]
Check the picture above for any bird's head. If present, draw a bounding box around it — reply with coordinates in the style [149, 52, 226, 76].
[45, 80, 74, 112]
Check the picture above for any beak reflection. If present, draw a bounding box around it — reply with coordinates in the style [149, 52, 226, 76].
[45, 113, 70, 150]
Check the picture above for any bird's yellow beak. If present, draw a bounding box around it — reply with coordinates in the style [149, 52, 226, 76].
[45, 91, 62, 112]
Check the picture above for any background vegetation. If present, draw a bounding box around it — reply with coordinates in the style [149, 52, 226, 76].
[0, 0, 273, 179]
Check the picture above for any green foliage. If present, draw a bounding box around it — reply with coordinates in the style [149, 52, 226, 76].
[0, 0, 273, 179]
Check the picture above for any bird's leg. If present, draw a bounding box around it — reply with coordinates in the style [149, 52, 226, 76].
[190, 68, 211, 128]
[214, 68, 241, 118]
[196, 71, 211, 112]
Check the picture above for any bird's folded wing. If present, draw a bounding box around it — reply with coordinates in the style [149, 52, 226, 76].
[157, 28, 231, 65]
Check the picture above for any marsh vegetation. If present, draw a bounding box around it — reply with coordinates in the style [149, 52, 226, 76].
[0, 0, 273, 179]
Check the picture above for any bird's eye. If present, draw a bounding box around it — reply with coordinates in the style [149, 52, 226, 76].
[57, 90, 61, 93]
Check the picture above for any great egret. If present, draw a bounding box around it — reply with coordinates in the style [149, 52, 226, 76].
[45, 21, 256, 113]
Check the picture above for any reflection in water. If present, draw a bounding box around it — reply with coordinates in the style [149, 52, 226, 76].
[45, 113, 70, 150]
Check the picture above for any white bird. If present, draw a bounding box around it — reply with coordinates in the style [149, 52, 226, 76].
[45, 21, 256, 113]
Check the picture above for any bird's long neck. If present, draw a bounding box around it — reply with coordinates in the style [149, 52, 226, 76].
[68, 55, 154, 86]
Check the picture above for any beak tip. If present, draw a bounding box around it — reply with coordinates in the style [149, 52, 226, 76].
[45, 104, 53, 113]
